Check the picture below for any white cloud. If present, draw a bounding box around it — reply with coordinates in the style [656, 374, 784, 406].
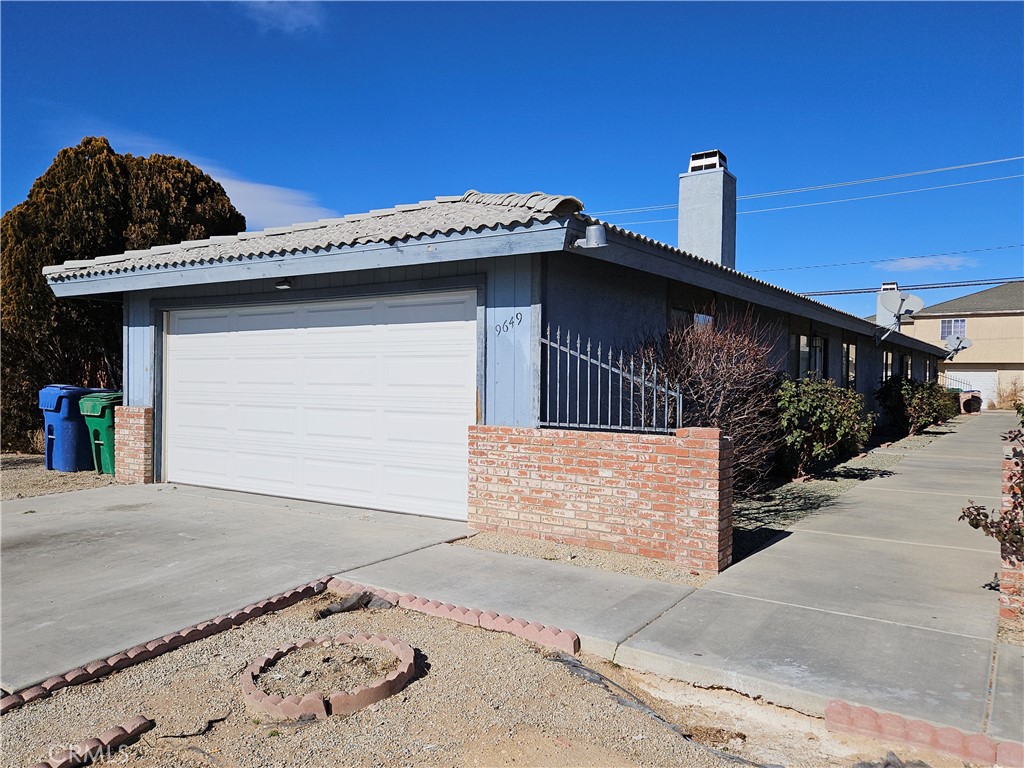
[41, 120, 338, 232]
[215, 175, 339, 231]
[239, 2, 326, 34]
[878, 255, 978, 272]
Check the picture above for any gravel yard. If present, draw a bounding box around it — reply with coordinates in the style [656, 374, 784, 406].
[1, 452, 114, 500]
[1, 593, 965, 768]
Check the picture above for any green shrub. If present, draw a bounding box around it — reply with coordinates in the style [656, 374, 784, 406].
[778, 377, 874, 477]
[875, 377, 959, 436]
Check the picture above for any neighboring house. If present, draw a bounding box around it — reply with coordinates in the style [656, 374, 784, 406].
[43, 152, 946, 524]
[897, 281, 1024, 407]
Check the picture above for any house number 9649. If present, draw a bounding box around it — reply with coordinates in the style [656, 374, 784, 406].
[495, 312, 523, 336]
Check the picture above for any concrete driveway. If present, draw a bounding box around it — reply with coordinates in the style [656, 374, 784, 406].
[0, 483, 468, 692]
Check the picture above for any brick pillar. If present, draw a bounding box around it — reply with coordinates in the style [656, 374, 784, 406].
[114, 406, 154, 484]
[999, 444, 1023, 620]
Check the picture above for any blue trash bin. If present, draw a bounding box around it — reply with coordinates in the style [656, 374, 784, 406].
[38, 385, 109, 472]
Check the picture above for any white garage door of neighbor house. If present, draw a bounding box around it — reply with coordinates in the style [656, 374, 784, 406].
[953, 370, 998, 407]
[163, 290, 478, 520]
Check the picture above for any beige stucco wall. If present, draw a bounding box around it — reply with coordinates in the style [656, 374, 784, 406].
[900, 313, 1024, 366]
[899, 312, 1024, 407]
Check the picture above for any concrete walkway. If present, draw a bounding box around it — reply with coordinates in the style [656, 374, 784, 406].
[343, 412, 1021, 743]
[2, 413, 1018, 745]
[0, 484, 466, 691]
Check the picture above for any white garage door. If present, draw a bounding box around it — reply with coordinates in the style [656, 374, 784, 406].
[950, 370, 998, 407]
[163, 290, 478, 520]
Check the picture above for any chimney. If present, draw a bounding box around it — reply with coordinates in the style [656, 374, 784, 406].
[876, 281, 900, 329]
[678, 149, 737, 269]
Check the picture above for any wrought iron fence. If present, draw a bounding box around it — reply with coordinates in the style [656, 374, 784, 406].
[938, 371, 974, 391]
[539, 325, 683, 433]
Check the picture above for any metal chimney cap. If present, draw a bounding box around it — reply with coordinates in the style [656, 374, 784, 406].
[689, 149, 728, 172]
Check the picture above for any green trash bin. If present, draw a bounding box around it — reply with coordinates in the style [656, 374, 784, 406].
[79, 392, 122, 475]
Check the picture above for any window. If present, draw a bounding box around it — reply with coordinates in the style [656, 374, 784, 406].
[940, 318, 966, 340]
[790, 334, 810, 378]
[791, 334, 827, 379]
[809, 335, 828, 379]
[842, 342, 857, 389]
[670, 308, 714, 329]
[883, 349, 893, 380]
[901, 354, 913, 379]
[925, 357, 933, 381]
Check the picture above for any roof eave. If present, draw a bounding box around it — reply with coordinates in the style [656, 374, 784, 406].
[47, 219, 573, 298]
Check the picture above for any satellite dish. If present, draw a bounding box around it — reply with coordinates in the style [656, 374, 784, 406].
[878, 290, 925, 317]
[945, 336, 972, 351]
[945, 336, 972, 359]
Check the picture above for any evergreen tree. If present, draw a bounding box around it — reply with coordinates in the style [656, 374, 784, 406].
[1, 137, 245, 449]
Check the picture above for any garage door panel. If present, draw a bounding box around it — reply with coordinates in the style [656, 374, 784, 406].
[383, 355, 474, 390]
[164, 290, 476, 520]
[234, 452, 298, 488]
[382, 411, 468, 447]
[304, 356, 378, 386]
[172, 402, 230, 432]
[303, 407, 376, 442]
[304, 304, 376, 328]
[304, 457, 377, 497]
[234, 404, 299, 436]
[382, 465, 466, 507]
[173, 311, 232, 335]
[169, 445, 231, 481]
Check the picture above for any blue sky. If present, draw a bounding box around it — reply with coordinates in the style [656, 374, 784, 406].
[2, 1, 1022, 318]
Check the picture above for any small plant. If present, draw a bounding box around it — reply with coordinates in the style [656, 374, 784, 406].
[777, 377, 874, 478]
[875, 377, 959, 436]
[266, 729, 281, 738]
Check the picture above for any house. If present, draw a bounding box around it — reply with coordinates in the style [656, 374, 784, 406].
[896, 281, 1024, 407]
[42, 151, 946, 571]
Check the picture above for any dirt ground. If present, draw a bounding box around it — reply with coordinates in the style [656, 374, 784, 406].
[1, 452, 114, 500]
[0, 594, 974, 768]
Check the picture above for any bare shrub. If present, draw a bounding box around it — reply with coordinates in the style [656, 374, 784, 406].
[996, 378, 1024, 410]
[635, 306, 785, 497]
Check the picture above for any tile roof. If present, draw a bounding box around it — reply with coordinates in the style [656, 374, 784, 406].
[36, 186, 947, 355]
[915, 281, 1024, 315]
[43, 191, 583, 280]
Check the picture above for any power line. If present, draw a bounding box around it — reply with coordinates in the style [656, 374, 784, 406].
[587, 155, 1024, 216]
[748, 244, 1023, 273]
[739, 156, 1024, 200]
[608, 174, 1024, 225]
[800, 277, 1023, 297]
[739, 174, 1024, 215]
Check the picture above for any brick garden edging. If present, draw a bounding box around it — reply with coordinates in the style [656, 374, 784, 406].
[468, 425, 734, 572]
[1, 576, 580, 717]
[324, 577, 581, 653]
[825, 701, 1023, 767]
[0, 579, 330, 716]
[27, 715, 153, 768]
[241, 634, 416, 720]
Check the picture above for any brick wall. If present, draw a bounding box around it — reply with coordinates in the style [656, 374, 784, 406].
[114, 406, 154, 484]
[999, 445, 1023, 620]
[468, 426, 733, 572]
